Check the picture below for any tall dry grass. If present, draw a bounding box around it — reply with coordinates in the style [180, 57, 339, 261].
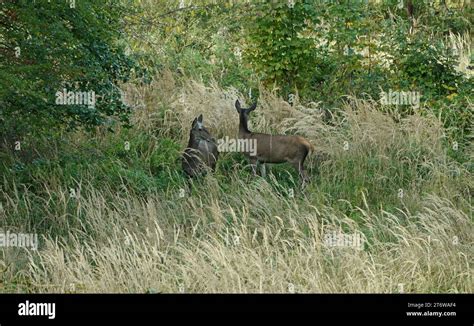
[18, 185, 473, 293]
[0, 75, 472, 293]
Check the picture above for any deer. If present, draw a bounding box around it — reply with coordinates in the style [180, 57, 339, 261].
[235, 99, 314, 186]
[182, 114, 219, 177]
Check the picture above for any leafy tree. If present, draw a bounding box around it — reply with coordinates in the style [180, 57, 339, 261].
[0, 0, 136, 139]
[242, 0, 318, 96]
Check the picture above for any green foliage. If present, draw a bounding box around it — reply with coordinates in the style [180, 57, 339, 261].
[0, 0, 472, 295]
[393, 35, 473, 142]
[0, 0, 136, 136]
[243, 0, 318, 95]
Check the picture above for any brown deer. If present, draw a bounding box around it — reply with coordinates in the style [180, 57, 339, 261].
[182, 114, 219, 177]
[235, 99, 314, 186]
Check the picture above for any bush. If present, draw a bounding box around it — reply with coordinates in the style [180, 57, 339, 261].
[0, 0, 136, 136]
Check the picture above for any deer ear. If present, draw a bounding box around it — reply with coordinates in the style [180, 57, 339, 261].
[235, 100, 241, 113]
[197, 114, 203, 122]
[249, 102, 257, 111]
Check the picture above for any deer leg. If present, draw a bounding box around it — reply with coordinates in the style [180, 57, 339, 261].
[260, 163, 266, 178]
[249, 157, 258, 176]
[300, 149, 311, 187]
[290, 159, 309, 187]
[300, 166, 309, 189]
[289, 160, 302, 179]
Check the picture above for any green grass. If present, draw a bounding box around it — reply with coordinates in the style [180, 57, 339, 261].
[0, 78, 472, 293]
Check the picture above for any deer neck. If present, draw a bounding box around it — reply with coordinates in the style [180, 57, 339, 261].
[187, 131, 199, 148]
[239, 113, 251, 137]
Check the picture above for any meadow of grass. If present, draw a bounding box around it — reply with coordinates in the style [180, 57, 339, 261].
[0, 71, 472, 293]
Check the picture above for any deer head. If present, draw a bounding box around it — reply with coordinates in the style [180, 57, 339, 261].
[235, 100, 257, 134]
[188, 114, 214, 146]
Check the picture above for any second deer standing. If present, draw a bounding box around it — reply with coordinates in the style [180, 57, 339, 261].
[235, 100, 314, 186]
